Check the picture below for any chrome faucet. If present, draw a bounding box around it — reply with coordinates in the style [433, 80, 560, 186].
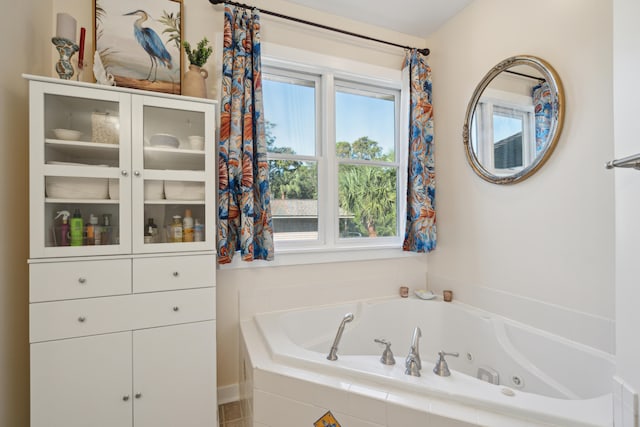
[405, 326, 422, 376]
[326, 313, 354, 361]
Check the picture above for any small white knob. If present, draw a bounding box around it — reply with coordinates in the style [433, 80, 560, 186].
[121, 170, 128, 177]
[172, 271, 179, 277]
[78, 316, 86, 323]
[172, 306, 179, 312]
[135, 392, 142, 399]
[133, 170, 141, 177]
[78, 277, 86, 284]
[122, 395, 130, 402]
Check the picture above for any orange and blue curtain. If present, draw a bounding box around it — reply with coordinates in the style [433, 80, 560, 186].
[218, 5, 274, 264]
[403, 50, 436, 253]
[533, 82, 552, 154]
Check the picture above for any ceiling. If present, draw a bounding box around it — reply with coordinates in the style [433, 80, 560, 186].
[282, 0, 474, 39]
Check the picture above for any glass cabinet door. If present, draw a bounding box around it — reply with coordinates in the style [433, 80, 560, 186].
[30, 81, 131, 258]
[131, 95, 215, 253]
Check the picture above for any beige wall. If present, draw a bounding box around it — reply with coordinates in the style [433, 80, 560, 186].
[424, 0, 615, 326]
[1, 1, 51, 425]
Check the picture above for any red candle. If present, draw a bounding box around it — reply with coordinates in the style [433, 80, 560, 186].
[78, 27, 86, 69]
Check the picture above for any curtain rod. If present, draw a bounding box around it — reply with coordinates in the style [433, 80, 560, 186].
[504, 69, 546, 82]
[209, 0, 430, 56]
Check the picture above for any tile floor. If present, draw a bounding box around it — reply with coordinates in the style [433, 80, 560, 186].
[219, 400, 250, 427]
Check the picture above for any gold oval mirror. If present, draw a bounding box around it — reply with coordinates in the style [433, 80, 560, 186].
[463, 55, 565, 184]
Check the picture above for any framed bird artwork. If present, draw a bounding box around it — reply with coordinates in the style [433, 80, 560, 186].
[94, 0, 183, 94]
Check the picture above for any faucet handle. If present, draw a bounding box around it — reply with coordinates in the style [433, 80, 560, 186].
[433, 351, 459, 377]
[405, 353, 421, 377]
[374, 339, 395, 365]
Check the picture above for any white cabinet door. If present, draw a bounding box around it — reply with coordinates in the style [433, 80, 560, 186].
[29, 79, 132, 259]
[132, 321, 217, 427]
[130, 95, 215, 254]
[30, 332, 132, 427]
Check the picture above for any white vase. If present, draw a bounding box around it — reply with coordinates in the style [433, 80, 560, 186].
[182, 64, 208, 98]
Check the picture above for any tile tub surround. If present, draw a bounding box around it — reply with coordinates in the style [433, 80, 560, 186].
[239, 297, 614, 427]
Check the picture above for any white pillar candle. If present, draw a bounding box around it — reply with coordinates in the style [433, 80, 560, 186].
[56, 13, 77, 43]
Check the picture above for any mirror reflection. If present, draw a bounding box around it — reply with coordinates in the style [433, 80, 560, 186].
[463, 56, 564, 184]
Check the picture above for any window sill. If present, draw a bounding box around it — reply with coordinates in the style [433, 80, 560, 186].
[217, 246, 425, 270]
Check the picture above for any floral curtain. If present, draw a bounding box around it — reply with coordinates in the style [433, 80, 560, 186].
[403, 50, 436, 253]
[218, 5, 274, 264]
[532, 82, 552, 154]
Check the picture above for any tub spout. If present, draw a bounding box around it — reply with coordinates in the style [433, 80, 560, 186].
[406, 326, 422, 371]
[326, 313, 354, 361]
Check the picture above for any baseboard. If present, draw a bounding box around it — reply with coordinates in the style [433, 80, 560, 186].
[218, 383, 240, 405]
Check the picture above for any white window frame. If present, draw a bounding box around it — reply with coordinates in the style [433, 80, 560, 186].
[247, 43, 410, 265]
[473, 88, 536, 176]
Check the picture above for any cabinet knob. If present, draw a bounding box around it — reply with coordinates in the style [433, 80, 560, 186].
[78, 316, 86, 323]
[78, 277, 86, 284]
[133, 170, 141, 177]
[135, 392, 142, 399]
[121, 170, 128, 177]
[173, 306, 180, 312]
[172, 271, 179, 277]
[122, 395, 130, 402]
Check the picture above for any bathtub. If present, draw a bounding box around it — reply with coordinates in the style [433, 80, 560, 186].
[240, 296, 615, 426]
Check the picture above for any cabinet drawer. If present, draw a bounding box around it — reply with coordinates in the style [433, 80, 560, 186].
[30, 259, 131, 302]
[30, 294, 134, 343]
[133, 255, 215, 293]
[131, 288, 216, 329]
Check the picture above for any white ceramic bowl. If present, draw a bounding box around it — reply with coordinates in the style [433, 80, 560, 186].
[46, 176, 109, 199]
[150, 133, 179, 148]
[164, 180, 205, 200]
[53, 128, 83, 141]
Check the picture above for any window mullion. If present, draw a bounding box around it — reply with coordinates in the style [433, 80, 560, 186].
[321, 72, 336, 248]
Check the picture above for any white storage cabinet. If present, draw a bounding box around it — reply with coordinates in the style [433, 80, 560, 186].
[25, 75, 218, 427]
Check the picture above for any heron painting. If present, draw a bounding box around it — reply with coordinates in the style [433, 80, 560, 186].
[94, 0, 183, 94]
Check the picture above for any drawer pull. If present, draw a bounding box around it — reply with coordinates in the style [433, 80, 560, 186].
[172, 271, 180, 277]
[122, 395, 130, 402]
[173, 306, 180, 312]
[78, 316, 86, 323]
[78, 277, 86, 284]
[135, 393, 142, 399]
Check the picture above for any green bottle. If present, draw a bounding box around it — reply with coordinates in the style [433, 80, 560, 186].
[70, 208, 84, 246]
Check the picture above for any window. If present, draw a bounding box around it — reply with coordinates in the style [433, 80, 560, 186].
[262, 61, 404, 252]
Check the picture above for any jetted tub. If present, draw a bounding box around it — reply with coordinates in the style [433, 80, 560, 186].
[242, 296, 615, 426]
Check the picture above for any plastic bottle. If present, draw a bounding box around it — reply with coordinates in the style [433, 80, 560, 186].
[194, 219, 204, 242]
[183, 209, 194, 242]
[70, 208, 83, 246]
[55, 210, 71, 246]
[169, 215, 183, 243]
[86, 214, 98, 245]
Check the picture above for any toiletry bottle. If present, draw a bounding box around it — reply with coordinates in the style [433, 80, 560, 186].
[147, 218, 159, 243]
[101, 214, 112, 245]
[94, 219, 101, 245]
[86, 214, 98, 245]
[55, 210, 71, 246]
[183, 209, 194, 242]
[170, 215, 183, 243]
[70, 208, 83, 246]
[194, 219, 204, 242]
